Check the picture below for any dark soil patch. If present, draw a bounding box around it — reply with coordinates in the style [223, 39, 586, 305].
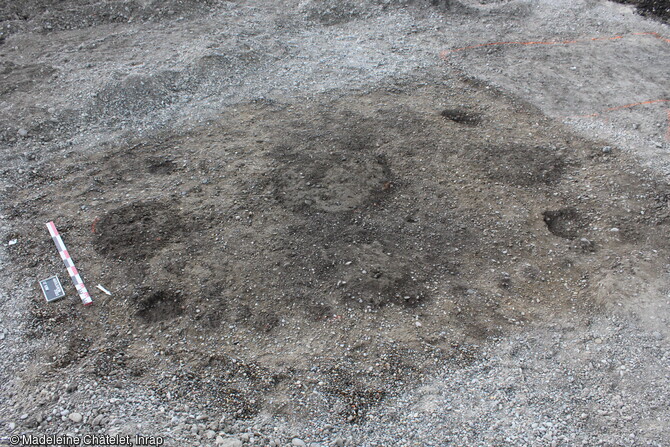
[271, 145, 393, 213]
[612, 0, 670, 23]
[5, 80, 670, 421]
[136, 289, 184, 323]
[93, 201, 184, 262]
[471, 144, 569, 186]
[543, 207, 587, 240]
[145, 156, 177, 175]
[0, 0, 218, 33]
[440, 108, 482, 125]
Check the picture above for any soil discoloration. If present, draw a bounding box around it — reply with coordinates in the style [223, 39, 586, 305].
[1, 1, 669, 445]
[470, 143, 570, 186]
[440, 108, 482, 125]
[613, 0, 670, 22]
[5, 81, 670, 429]
[94, 201, 185, 262]
[543, 207, 588, 239]
[136, 289, 184, 324]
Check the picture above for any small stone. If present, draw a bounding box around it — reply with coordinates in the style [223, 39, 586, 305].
[333, 437, 345, 447]
[8, 422, 16, 430]
[20, 414, 28, 420]
[66, 383, 77, 393]
[68, 413, 83, 423]
[292, 438, 307, 447]
[18, 128, 28, 137]
[594, 338, 603, 344]
[652, 331, 663, 340]
[91, 414, 104, 426]
[205, 430, 216, 439]
[602, 146, 612, 154]
[216, 438, 242, 447]
[579, 238, 595, 253]
[8, 239, 17, 246]
[24, 417, 39, 429]
[610, 228, 619, 232]
[48, 107, 56, 114]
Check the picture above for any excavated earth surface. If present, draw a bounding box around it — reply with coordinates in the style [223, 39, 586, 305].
[0, 1, 669, 446]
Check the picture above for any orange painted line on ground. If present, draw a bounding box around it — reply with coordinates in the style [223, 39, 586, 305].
[440, 32, 669, 58]
[567, 100, 670, 144]
[604, 99, 670, 113]
[439, 32, 669, 142]
[91, 216, 100, 234]
[565, 99, 670, 119]
[633, 31, 670, 43]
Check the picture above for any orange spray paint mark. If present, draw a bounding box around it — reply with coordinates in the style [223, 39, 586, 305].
[439, 32, 669, 143]
[91, 216, 100, 234]
[565, 101, 670, 144]
[633, 32, 670, 43]
[565, 99, 670, 119]
[440, 32, 669, 58]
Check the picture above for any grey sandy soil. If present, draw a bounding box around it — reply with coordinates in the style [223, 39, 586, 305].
[1, 1, 669, 446]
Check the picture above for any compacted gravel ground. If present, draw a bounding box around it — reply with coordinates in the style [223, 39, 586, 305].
[1, 1, 669, 446]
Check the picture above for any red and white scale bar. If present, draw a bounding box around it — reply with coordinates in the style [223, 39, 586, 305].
[46, 221, 92, 306]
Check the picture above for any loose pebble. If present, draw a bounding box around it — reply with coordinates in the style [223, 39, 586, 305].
[68, 413, 83, 423]
[216, 437, 242, 447]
